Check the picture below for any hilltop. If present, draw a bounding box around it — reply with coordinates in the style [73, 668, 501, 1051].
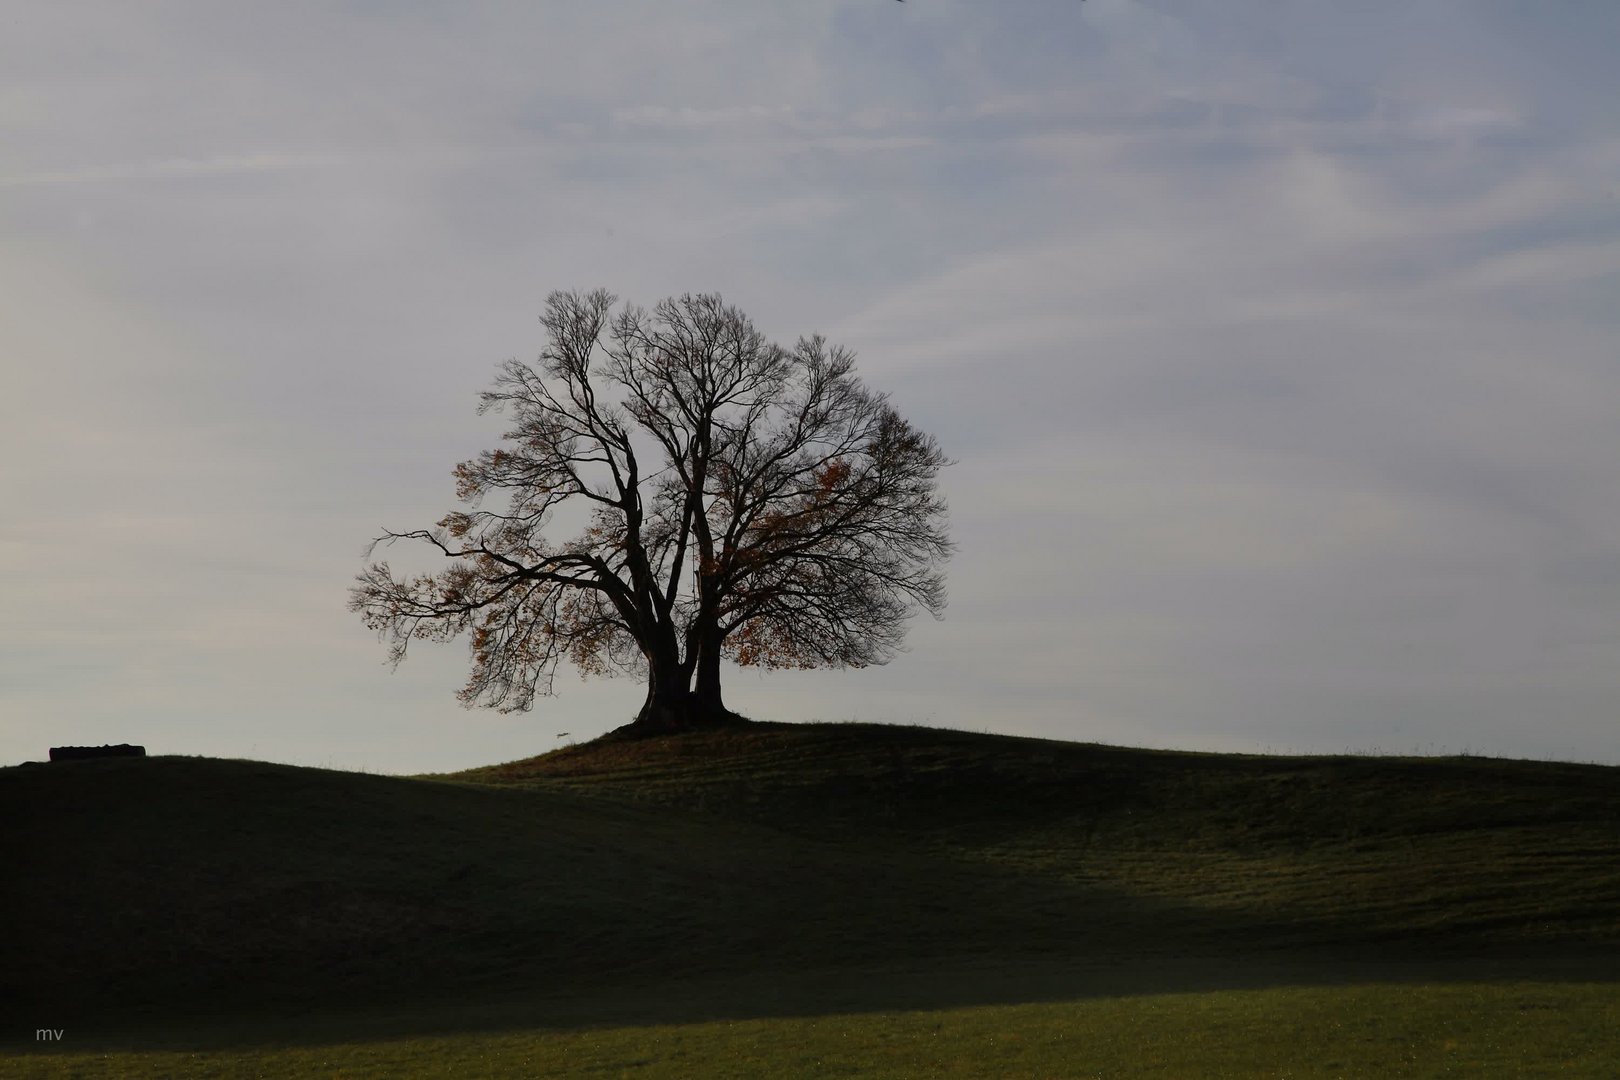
[5, 722, 1619, 1038]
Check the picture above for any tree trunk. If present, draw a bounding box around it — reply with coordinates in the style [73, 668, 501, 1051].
[623, 632, 742, 736]
[618, 615, 751, 735]
[690, 627, 739, 726]
[632, 644, 693, 731]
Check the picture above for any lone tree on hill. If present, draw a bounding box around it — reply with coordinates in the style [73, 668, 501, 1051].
[350, 289, 952, 734]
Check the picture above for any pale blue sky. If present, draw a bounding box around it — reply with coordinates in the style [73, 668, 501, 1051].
[4, 1, 1619, 771]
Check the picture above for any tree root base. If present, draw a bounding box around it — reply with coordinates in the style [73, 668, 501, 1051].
[598, 706, 757, 743]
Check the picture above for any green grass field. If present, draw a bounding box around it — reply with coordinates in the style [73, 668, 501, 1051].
[5, 721, 1619, 1076]
[10, 982, 1619, 1078]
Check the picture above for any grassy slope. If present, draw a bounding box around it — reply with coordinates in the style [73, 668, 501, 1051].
[5, 721, 1619, 1056]
[458, 722, 1620, 950]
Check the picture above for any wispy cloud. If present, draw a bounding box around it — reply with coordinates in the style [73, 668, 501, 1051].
[0, 152, 338, 187]
[609, 103, 797, 130]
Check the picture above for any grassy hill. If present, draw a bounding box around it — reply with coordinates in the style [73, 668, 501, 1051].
[5, 721, 1619, 1059]
[458, 722, 1620, 951]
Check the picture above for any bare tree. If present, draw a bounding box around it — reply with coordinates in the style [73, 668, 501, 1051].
[350, 289, 951, 734]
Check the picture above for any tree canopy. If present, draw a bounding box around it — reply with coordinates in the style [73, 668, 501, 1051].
[350, 289, 951, 733]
